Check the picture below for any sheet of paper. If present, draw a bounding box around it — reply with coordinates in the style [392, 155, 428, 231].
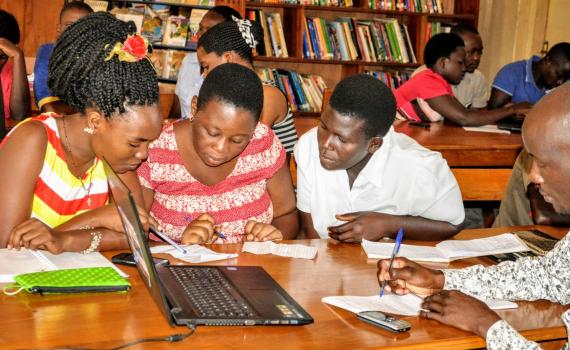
[463, 125, 511, 134]
[323, 294, 423, 316]
[150, 244, 238, 263]
[242, 242, 318, 260]
[362, 239, 447, 262]
[322, 294, 517, 316]
[436, 233, 529, 260]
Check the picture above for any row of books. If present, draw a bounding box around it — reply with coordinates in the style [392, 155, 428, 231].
[369, 0, 455, 13]
[150, 49, 186, 80]
[426, 21, 453, 39]
[303, 17, 417, 63]
[365, 69, 412, 89]
[245, 10, 289, 57]
[111, 5, 209, 49]
[256, 68, 328, 112]
[248, 0, 353, 6]
[247, 0, 455, 12]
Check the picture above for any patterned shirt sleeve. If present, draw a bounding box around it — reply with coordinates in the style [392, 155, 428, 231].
[486, 321, 543, 350]
[443, 231, 570, 304]
[442, 232, 570, 350]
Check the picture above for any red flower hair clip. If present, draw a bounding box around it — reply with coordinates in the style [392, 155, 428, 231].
[105, 34, 150, 63]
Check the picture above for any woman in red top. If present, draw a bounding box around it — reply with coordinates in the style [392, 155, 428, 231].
[130, 63, 298, 244]
[394, 33, 529, 126]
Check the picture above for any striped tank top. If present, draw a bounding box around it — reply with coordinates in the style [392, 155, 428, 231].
[7, 114, 109, 228]
[263, 81, 298, 154]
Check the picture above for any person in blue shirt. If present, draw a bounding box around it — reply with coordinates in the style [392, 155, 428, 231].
[33, 1, 92, 113]
[488, 42, 570, 109]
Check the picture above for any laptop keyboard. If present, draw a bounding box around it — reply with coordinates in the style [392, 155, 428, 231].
[169, 266, 258, 318]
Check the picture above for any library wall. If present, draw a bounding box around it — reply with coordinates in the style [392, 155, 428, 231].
[0, 0, 65, 57]
[477, 0, 548, 87]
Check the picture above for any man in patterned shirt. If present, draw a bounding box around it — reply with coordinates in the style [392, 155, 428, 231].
[378, 83, 570, 350]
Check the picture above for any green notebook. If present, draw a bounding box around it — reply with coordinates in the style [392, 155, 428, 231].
[11, 267, 131, 294]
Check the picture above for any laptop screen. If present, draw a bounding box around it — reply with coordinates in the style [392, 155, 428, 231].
[102, 159, 175, 326]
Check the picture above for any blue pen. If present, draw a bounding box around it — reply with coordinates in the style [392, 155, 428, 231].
[380, 228, 404, 297]
[217, 233, 227, 241]
[149, 227, 187, 255]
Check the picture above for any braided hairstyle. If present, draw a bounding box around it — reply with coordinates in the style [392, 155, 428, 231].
[0, 10, 20, 44]
[197, 20, 264, 64]
[48, 12, 158, 118]
[198, 63, 263, 121]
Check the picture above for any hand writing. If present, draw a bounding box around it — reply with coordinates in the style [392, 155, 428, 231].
[377, 257, 444, 296]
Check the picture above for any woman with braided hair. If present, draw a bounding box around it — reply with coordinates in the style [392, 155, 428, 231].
[196, 18, 298, 157]
[0, 12, 162, 253]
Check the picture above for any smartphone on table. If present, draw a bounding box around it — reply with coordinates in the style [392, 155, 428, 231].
[112, 252, 168, 267]
[357, 311, 411, 332]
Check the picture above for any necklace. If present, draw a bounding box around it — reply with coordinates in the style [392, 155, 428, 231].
[61, 117, 96, 207]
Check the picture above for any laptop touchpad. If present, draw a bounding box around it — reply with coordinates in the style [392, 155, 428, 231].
[247, 289, 288, 305]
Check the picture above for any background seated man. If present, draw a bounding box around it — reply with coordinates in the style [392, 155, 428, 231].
[493, 148, 570, 227]
[488, 42, 570, 109]
[412, 23, 487, 110]
[378, 83, 570, 349]
[295, 74, 464, 242]
[395, 33, 529, 126]
[168, 6, 241, 119]
[33, 1, 93, 114]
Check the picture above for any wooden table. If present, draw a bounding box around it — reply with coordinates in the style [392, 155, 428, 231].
[294, 118, 523, 201]
[1, 226, 568, 349]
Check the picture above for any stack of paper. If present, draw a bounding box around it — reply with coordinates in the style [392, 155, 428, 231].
[322, 294, 517, 316]
[242, 241, 318, 260]
[150, 245, 238, 263]
[362, 233, 529, 262]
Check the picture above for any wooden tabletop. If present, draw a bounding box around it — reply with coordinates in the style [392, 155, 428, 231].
[2, 226, 568, 349]
[294, 117, 523, 168]
[393, 120, 523, 167]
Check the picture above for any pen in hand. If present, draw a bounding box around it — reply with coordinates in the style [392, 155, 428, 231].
[149, 226, 187, 255]
[380, 227, 404, 297]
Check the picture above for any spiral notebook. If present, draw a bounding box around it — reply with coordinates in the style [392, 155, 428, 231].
[0, 249, 127, 283]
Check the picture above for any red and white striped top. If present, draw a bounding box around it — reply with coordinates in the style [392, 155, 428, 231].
[137, 121, 285, 243]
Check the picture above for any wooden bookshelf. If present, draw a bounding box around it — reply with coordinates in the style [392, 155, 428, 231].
[248, 0, 479, 92]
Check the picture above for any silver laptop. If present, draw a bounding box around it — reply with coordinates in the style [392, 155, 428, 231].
[103, 159, 313, 327]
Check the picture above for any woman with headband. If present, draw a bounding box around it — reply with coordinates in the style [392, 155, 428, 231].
[0, 13, 162, 253]
[127, 63, 298, 244]
[195, 18, 298, 158]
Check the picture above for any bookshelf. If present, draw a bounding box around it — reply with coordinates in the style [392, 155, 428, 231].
[107, 0, 220, 83]
[247, 0, 479, 117]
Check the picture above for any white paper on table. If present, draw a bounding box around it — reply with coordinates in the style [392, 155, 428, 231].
[463, 125, 511, 134]
[362, 233, 529, 262]
[150, 244, 238, 263]
[322, 294, 517, 316]
[242, 241, 317, 259]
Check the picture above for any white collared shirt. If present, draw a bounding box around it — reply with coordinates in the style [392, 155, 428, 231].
[294, 127, 465, 238]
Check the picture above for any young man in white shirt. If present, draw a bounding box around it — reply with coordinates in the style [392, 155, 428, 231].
[378, 83, 570, 349]
[294, 74, 465, 242]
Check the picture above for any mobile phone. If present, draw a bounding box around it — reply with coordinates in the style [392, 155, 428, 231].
[409, 121, 431, 128]
[357, 311, 411, 333]
[111, 252, 168, 267]
[512, 229, 558, 255]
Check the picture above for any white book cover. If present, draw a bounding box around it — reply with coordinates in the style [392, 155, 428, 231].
[0, 249, 126, 283]
[362, 233, 529, 262]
